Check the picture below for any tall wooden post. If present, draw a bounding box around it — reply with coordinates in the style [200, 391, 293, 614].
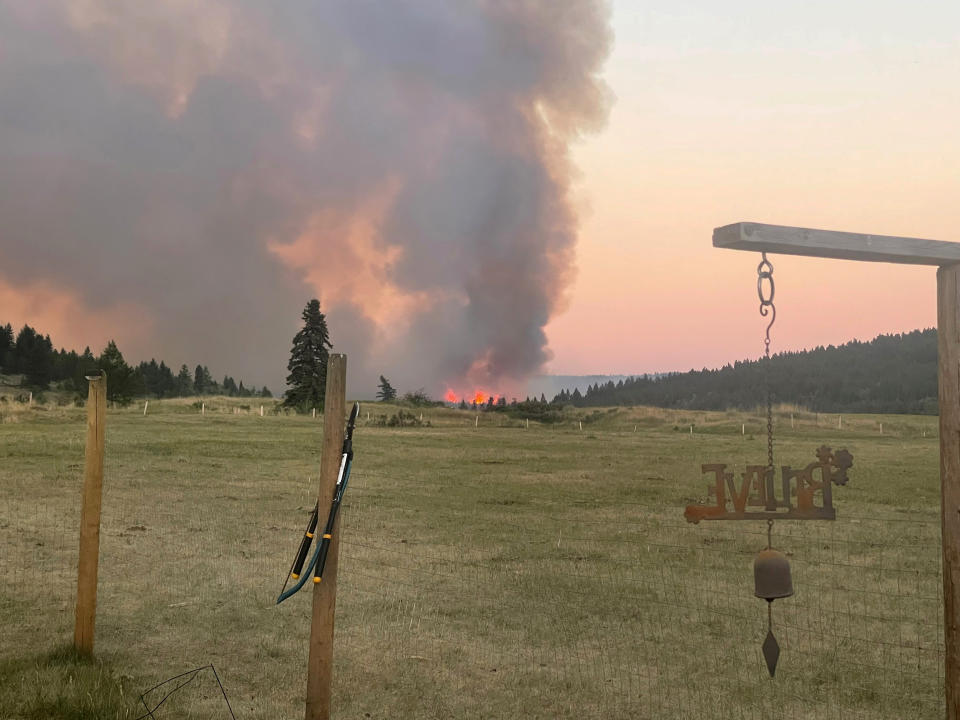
[940, 265, 960, 718]
[74, 371, 106, 655]
[305, 354, 347, 720]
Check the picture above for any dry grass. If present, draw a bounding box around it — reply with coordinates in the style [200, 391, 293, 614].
[0, 399, 944, 718]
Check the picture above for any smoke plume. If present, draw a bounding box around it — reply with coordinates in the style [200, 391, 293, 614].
[0, 0, 612, 397]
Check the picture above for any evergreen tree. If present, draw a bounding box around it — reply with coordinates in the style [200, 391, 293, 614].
[73, 347, 97, 390]
[376, 375, 397, 402]
[0, 323, 13, 371]
[157, 361, 176, 397]
[176, 365, 193, 396]
[260, 386, 273, 398]
[204, 366, 220, 395]
[139, 359, 161, 396]
[14, 325, 54, 387]
[98, 340, 137, 405]
[283, 299, 332, 411]
[193, 365, 214, 395]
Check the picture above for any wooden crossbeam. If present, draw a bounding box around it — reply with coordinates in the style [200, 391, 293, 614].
[714, 222, 960, 265]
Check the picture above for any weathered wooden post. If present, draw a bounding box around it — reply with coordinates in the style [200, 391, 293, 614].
[305, 354, 347, 720]
[940, 264, 960, 719]
[713, 221, 960, 718]
[74, 371, 106, 655]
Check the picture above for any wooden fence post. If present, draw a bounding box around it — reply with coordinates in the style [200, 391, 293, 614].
[939, 265, 960, 719]
[74, 371, 106, 655]
[305, 354, 347, 720]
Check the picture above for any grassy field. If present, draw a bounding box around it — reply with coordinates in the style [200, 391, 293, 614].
[0, 397, 945, 718]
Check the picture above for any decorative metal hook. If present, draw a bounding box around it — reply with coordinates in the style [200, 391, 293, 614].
[757, 253, 776, 344]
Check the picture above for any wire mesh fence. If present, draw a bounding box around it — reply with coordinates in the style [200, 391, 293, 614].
[0, 407, 945, 718]
[336, 470, 943, 719]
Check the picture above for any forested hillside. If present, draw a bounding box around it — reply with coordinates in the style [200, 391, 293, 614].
[0, 322, 271, 404]
[553, 329, 938, 415]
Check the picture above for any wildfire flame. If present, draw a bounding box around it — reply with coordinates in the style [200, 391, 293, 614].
[444, 388, 501, 405]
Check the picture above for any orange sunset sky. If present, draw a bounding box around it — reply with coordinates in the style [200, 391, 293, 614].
[547, 1, 959, 375]
[1, 1, 958, 391]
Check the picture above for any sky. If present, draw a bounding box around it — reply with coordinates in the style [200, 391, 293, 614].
[546, 0, 960, 376]
[1, 1, 958, 395]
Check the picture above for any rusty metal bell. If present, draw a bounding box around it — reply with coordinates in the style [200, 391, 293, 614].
[754, 548, 794, 601]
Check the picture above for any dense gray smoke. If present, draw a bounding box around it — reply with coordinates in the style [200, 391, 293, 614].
[0, 1, 612, 397]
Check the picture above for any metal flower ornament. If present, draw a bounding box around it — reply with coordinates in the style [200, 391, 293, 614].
[683, 254, 853, 676]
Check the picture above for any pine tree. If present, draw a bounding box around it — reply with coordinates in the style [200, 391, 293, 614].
[98, 340, 137, 405]
[14, 326, 54, 388]
[283, 299, 332, 411]
[204, 366, 220, 395]
[157, 361, 176, 397]
[0, 323, 13, 371]
[376, 375, 397, 402]
[193, 365, 214, 395]
[176, 365, 193, 396]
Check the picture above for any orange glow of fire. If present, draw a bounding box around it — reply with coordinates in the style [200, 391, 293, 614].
[444, 389, 501, 405]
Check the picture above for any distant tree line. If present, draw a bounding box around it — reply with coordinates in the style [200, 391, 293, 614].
[0, 321, 272, 405]
[551, 329, 938, 415]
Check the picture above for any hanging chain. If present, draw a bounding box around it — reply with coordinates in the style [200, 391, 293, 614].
[757, 253, 776, 483]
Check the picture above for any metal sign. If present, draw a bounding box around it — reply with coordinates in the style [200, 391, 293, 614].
[684, 446, 853, 524]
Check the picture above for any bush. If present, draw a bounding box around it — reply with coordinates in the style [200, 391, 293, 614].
[387, 410, 430, 427]
[402, 389, 442, 407]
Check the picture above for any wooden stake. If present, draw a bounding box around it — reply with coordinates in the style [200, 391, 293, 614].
[202, 402, 205, 415]
[305, 354, 347, 720]
[790, 413, 794, 429]
[838, 415, 842, 429]
[939, 265, 960, 719]
[260, 405, 264, 417]
[742, 423, 745, 435]
[74, 372, 106, 655]
[880, 422, 883, 435]
[475, 415, 479, 427]
[143, 400, 148, 416]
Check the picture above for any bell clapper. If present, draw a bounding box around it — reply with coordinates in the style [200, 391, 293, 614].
[763, 601, 780, 678]
[755, 519, 792, 676]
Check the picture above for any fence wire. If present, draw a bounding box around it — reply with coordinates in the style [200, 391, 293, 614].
[0, 411, 945, 719]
